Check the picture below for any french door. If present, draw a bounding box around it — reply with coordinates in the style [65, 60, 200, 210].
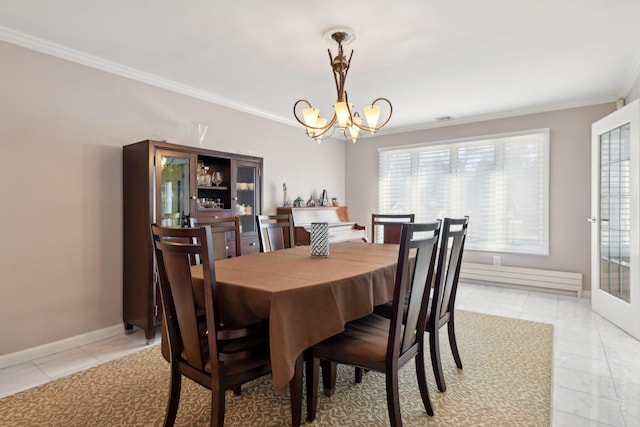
[591, 99, 640, 339]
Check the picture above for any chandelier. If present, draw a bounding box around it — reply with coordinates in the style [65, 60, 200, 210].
[293, 30, 392, 143]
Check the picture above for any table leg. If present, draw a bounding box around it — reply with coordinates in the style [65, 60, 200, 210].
[290, 354, 303, 427]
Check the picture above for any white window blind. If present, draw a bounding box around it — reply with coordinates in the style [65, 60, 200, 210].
[378, 129, 550, 255]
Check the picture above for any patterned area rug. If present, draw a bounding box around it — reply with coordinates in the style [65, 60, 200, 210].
[0, 311, 553, 426]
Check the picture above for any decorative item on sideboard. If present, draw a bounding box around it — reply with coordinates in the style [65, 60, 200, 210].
[177, 122, 208, 146]
[282, 183, 290, 207]
[320, 189, 329, 206]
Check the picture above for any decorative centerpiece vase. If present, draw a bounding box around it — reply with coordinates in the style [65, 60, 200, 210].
[311, 222, 329, 257]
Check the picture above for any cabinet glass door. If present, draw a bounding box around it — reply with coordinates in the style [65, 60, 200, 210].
[156, 150, 194, 226]
[234, 160, 260, 234]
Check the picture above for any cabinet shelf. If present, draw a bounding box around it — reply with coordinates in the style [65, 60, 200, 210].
[198, 207, 228, 212]
[198, 185, 229, 190]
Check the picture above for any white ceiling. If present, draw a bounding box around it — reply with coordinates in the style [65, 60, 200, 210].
[2, 0, 640, 134]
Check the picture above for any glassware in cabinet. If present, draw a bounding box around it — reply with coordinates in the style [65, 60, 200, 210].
[155, 149, 195, 227]
[233, 159, 261, 235]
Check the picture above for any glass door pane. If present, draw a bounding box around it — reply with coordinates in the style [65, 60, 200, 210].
[235, 161, 259, 234]
[156, 150, 192, 226]
[599, 123, 631, 302]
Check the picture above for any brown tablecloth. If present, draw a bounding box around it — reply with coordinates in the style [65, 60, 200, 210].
[191, 241, 400, 394]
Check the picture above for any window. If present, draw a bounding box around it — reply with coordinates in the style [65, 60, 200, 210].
[378, 129, 549, 255]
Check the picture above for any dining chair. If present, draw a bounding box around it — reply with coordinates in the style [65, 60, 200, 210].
[151, 224, 302, 427]
[428, 216, 469, 392]
[189, 216, 241, 259]
[305, 221, 441, 426]
[371, 213, 415, 244]
[327, 213, 415, 387]
[256, 214, 295, 252]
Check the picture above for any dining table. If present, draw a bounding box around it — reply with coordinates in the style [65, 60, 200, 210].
[188, 240, 405, 426]
[191, 240, 402, 395]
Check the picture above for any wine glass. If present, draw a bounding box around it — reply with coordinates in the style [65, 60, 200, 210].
[212, 171, 223, 186]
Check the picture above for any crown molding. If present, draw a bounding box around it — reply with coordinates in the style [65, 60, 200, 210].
[0, 25, 623, 136]
[381, 96, 618, 136]
[621, 48, 640, 98]
[0, 26, 292, 126]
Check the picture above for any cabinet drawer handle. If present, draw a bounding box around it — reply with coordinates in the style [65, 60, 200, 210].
[249, 242, 256, 246]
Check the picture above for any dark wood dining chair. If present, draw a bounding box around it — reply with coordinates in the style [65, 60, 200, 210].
[371, 213, 415, 244]
[328, 213, 414, 386]
[189, 216, 241, 259]
[305, 221, 441, 426]
[151, 224, 302, 427]
[428, 216, 469, 392]
[256, 214, 295, 252]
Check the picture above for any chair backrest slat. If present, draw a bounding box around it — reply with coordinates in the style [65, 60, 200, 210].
[431, 217, 469, 326]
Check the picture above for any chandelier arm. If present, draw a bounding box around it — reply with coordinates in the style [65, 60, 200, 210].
[293, 99, 314, 128]
[312, 114, 338, 137]
[293, 99, 338, 133]
[321, 125, 336, 140]
[371, 97, 393, 129]
[351, 98, 393, 133]
[343, 91, 356, 126]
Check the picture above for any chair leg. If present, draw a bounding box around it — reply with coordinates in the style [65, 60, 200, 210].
[355, 367, 364, 383]
[305, 351, 320, 422]
[164, 366, 181, 427]
[290, 355, 304, 427]
[430, 329, 447, 392]
[320, 360, 336, 396]
[415, 351, 434, 416]
[210, 381, 225, 427]
[385, 369, 402, 427]
[448, 318, 463, 369]
[232, 386, 242, 396]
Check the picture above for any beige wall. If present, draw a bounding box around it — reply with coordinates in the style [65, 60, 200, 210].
[345, 104, 616, 290]
[0, 41, 345, 356]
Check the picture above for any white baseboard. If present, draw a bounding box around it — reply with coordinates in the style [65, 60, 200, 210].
[0, 324, 123, 370]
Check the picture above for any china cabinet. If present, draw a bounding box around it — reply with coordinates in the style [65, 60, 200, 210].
[123, 140, 263, 340]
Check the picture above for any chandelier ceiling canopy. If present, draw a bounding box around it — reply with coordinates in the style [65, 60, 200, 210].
[293, 29, 392, 143]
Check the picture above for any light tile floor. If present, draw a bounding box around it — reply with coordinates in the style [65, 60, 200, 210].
[455, 283, 640, 427]
[1, 282, 639, 426]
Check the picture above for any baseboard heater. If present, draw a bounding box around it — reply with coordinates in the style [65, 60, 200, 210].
[459, 262, 583, 297]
